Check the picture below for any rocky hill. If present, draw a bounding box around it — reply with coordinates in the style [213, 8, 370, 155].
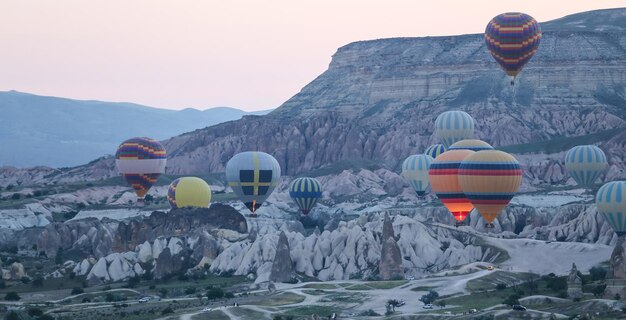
[4, 8, 625, 189]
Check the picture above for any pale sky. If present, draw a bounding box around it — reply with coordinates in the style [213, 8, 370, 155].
[1, 1, 624, 111]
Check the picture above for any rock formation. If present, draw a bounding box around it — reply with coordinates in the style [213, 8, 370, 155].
[378, 214, 404, 280]
[269, 231, 295, 283]
[611, 236, 626, 279]
[567, 263, 583, 299]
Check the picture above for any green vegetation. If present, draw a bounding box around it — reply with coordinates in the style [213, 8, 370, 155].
[300, 283, 337, 290]
[278, 305, 338, 317]
[256, 292, 305, 306]
[192, 310, 231, 320]
[345, 280, 408, 290]
[411, 286, 436, 292]
[466, 271, 535, 292]
[228, 307, 269, 320]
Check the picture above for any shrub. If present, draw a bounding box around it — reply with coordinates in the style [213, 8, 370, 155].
[32, 277, 44, 287]
[503, 294, 520, 306]
[224, 292, 234, 298]
[206, 287, 225, 299]
[419, 290, 439, 304]
[496, 283, 507, 290]
[71, 287, 84, 295]
[5, 311, 19, 320]
[590, 266, 607, 282]
[28, 307, 44, 317]
[39, 315, 55, 320]
[159, 288, 169, 298]
[11, 193, 21, 200]
[161, 306, 174, 315]
[185, 287, 197, 295]
[82, 297, 91, 303]
[4, 291, 20, 301]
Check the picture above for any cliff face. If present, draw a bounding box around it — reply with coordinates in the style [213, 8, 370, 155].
[8, 9, 621, 187]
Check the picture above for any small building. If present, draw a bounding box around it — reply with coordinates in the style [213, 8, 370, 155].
[567, 263, 583, 299]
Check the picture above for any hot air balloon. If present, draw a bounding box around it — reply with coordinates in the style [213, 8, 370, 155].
[458, 150, 522, 228]
[596, 181, 626, 236]
[434, 111, 475, 148]
[485, 12, 542, 85]
[425, 144, 446, 159]
[428, 149, 475, 225]
[226, 151, 281, 215]
[565, 145, 608, 188]
[449, 139, 494, 152]
[402, 154, 433, 197]
[167, 177, 212, 209]
[115, 137, 167, 204]
[289, 177, 322, 215]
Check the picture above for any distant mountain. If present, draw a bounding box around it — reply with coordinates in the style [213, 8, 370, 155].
[0, 91, 271, 167]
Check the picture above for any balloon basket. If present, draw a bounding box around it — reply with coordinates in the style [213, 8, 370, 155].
[485, 223, 495, 229]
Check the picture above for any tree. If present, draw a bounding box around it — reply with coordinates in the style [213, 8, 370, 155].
[159, 288, 169, 298]
[11, 193, 20, 200]
[39, 315, 55, 320]
[28, 307, 44, 317]
[4, 291, 21, 301]
[144, 194, 154, 202]
[71, 287, 84, 295]
[590, 266, 607, 282]
[496, 283, 507, 290]
[525, 274, 539, 294]
[162, 306, 174, 315]
[5, 311, 19, 320]
[32, 277, 44, 287]
[185, 287, 197, 295]
[503, 294, 520, 306]
[419, 290, 439, 304]
[592, 283, 607, 297]
[206, 287, 225, 300]
[436, 300, 446, 309]
[387, 299, 401, 312]
[127, 276, 140, 288]
[55, 248, 65, 265]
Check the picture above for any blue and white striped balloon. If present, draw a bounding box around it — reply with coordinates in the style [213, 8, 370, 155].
[425, 144, 446, 159]
[596, 181, 626, 235]
[564, 145, 608, 187]
[402, 154, 434, 196]
[434, 111, 475, 148]
[289, 177, 322, 215]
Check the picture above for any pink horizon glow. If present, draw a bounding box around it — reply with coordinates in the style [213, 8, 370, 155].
[1, 1, 623, 111]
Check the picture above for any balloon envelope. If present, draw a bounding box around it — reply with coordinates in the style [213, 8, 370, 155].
[424, 144, 446, 159]
[289, 177, 323, 215]
[434, 111, 475, 148]
[458, 150, 522, 224]
[449, 139, 494, 152]
[596, 181, 626, 236]
[167, 177, 212, 209]
[485, 12, 541, 78]
[226, 151, 281, 214]
[115, 137, 167, 199]
[402, 154, 433, 196]
[428, 150, 475, 222]
[565, 145, 608, 187]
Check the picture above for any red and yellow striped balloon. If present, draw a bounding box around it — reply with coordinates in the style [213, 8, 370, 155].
[428, 150, 475, 223]
[458, 150, 522, 225]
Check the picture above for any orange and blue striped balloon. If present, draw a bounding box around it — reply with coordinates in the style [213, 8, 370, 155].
[458, 150, 522, 225]
[449, 139, 494, 152]
[485, 12, 541, 81]
[428, 150, 475, 223]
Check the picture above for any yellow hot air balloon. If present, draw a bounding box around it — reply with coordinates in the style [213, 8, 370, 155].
[167, 177, 212, 209]
[428, 149, 475, 225]
[458, 150, 522, 228]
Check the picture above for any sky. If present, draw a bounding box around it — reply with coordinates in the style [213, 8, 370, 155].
[1, 1, 624, 111]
